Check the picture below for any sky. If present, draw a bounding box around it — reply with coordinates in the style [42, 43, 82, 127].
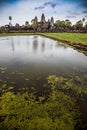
[0, 0, 87, 26]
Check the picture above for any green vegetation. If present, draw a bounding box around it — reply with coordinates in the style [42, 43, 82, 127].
[0, 75, 87, 130]
[0, 32, 87, 45]
[0, 32, 34, 37]
[39, 33, 87, 45]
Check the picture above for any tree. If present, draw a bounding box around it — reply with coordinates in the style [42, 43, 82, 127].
[25, 21, 30, 31]
[74, 20, 83, 30]
[82, 18, 85, 22]
[84, 22, 87, 30]
[55, 20, 61, 27]
[56, 20, 65, 27]
[60, 20, 65, 28]
[65, 19, 72, 28]
[55, 20, 66, 31]
[15, 23, 20, 27]
[31, 16, 38, 32]
[82, 18, 86, 31]
[9, 16, 12, 26]
[15, 23, 20, 31]
[25, 21, 29, 27]
[0, 26, 4, 33]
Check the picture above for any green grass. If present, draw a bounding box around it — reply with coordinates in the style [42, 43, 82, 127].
[39, 33, 87, 45]
[0, 32, 34, 37]
[0, 32, 87, 45]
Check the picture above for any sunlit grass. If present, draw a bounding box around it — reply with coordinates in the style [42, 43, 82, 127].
[39, 33, 87, 45]
[0, 32, 87, 45]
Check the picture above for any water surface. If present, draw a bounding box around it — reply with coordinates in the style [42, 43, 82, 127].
[0, 35, 87, 90]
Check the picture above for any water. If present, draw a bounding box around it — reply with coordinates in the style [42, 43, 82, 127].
[0, 35, 87, 128]
[0, 35, 87, 90]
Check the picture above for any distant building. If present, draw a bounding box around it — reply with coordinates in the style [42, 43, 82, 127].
[38, 13, 54, 31]
[3, 13, 55, 32]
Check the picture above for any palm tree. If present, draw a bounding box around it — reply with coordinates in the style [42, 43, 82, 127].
[82, 18, 85, 22]
[9, 16, 12, 26]
[82, 18, 85, 30]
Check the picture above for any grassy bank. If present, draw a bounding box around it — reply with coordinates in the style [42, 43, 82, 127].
[39, 33, 87, 45]
[0, 32, 87, 53]
[0, 32, 87, 45]
[0, 32, 34, 37]
[38, 33, 87, 54]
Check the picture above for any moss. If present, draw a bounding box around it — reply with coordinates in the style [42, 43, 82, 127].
[0, 75, 87, 130]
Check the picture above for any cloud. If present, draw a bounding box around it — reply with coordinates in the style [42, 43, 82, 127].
[82, 11, 87, 14]
[53, 11, 57, 14]
[66, 16, 76, 18]
[43, 2, 58, 8]
[34, 1, 58, 10]
[34, 6, 45, 10]
[0, 0, 87, 26]
[85, 15, 87, 18]
[67, 10, 80, 15]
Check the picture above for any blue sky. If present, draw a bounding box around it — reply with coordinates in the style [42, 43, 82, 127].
[0, 0, 87, 26]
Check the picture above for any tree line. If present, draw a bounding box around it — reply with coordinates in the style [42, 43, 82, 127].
[0, 14, 87, 33]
